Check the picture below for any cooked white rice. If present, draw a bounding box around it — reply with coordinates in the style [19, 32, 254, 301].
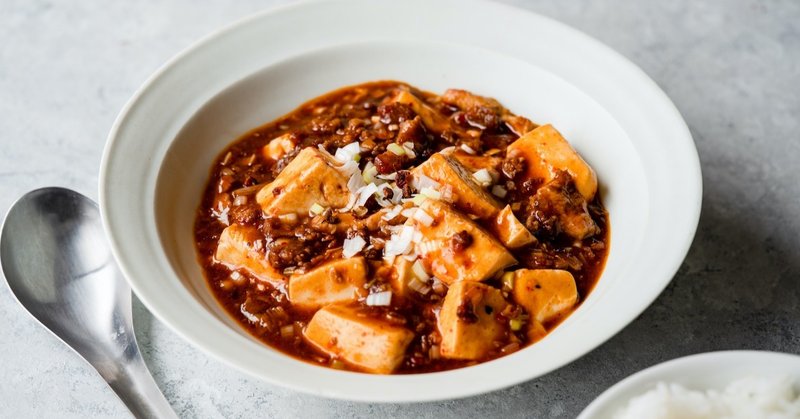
[614, 376, 800, 419]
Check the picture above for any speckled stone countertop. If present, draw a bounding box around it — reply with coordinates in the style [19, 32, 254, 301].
[1, 0, 799, 417]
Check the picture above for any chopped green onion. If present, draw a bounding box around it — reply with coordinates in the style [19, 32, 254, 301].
[387, 143, 406, 156]
[420, 187, 441, 200]
[362, 162, 379, 184]
[502, 271, 515, 291]
[411, 194, 428, 206]
[309, 203, 325, 215]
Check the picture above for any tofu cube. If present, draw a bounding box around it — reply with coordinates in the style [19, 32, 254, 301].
[413, 199, 516, 285]
[413, 153, 501, 220]
[507, 124, 597, 200]
[511, 269, 578, 324]
[261, 133, 296, 161]
[389, 257, 414, 298]
[527, 320, 548, 343]
[448, 151, 503, 174]
[288, 257, 368, 311]
[303, 304, 414, 374]
[256, 147, 350, 216]
[438, 281, 509, 360]
[491, 205, 536, 249]
[391, 90, 449, 134]
[215, 224, 284, 286]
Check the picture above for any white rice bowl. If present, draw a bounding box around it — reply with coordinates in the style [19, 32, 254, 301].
[615, 376, 800, 419]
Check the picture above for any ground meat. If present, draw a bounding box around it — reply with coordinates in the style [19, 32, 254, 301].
[374, 150, 409, 174]
[520, 178, 542, 195]
[525, 245, 584, 272]
[523, 171, 599, 240]
[464, 106, 501, 130]
[310, 116, 342, 134]
[450, 230, 473, 251]
[229, 203, 261, 225]
[377, 103, 416, 125]
[267, 238, 312, 270]
[396, 117, 427, 145]
[395, 170, 414, 197]
[502, 156, 526, 179]
[456, 300, 479, 323]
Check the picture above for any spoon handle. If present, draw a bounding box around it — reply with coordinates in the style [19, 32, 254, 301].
[96, 354, 178, 419]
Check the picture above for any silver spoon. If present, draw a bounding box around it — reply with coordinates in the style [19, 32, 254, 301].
[0, 187, 177, 419]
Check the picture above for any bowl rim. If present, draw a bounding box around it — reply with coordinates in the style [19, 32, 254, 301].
[99, 0, 702, 402]
[577, 350, 800, 418]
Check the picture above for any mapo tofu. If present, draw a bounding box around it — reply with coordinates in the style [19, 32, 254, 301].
[194, 81, 608, 374]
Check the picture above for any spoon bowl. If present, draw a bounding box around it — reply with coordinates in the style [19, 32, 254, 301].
[1, 187, 175, 419]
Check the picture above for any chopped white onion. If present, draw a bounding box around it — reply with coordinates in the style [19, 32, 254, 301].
[340, 191, 358, 212]
[381, 205, 403, 221]
[342, 236, 366, 258]
[460, 143, 477, 155]
[408, 278, 431, 295]
[338, 159, 360, 177]
[356, 183, 379, 207]
[377, 172, 397, 180]
[411, 194, 427, 206]
[389, 185, 404, 204]
[348, 172, 366, 193]
[401, 208, 417, 218]
[412, 174, 440, 192]
[413, 209, 434, 226]
[420, 187, 441, 200]
[384, 225, 415, 256]
[335, 142, 361, 162]
[473, 169, 493, 186]
[491, 185, 508, 198]
[412, 260, 430, 282]
[402, 142, 416, 158]
[366, 290, 392, 306]
[412, 230, 424, 244]
[317, 144, 336, 159]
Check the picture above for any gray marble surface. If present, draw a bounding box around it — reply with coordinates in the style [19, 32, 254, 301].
[1, 0, 798, 417]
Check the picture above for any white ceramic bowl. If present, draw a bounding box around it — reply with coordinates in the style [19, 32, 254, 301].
[99, 0, 701, 402]
[578, 351, 800, 418]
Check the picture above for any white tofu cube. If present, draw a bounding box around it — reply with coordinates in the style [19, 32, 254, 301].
[303, 304, 414, 374]
[507, 124, 597, 200]
[438, 281, 509, 360]
[511, 269, 578, 324]
[412, 199, 516, 285]
[256, 147, 350, 216]
[491, 205, 536, 249]
[413, 153, 501, 220]
[288, 257, 368, 311]
[215, 224, 284, 286]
